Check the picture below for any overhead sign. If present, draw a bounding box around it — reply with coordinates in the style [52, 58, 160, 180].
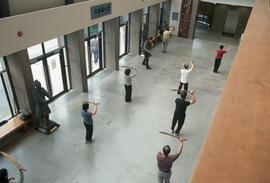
[91, 2, 112, 20]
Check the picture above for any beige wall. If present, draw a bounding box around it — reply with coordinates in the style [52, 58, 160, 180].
[9, 0, 65, 15]
[0, 0, 167, 57]
[211, 4, 252, 37]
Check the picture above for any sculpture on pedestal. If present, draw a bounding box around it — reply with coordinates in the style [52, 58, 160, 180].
[33, 80, 59, 134]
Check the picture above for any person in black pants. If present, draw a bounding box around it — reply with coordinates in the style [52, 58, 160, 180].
[142, 37, 153, 69]
[213, 44, 231, 73]
[81, 102, 98, 143]
[171, 90, 196, 136]
[124, 67, 136, 102]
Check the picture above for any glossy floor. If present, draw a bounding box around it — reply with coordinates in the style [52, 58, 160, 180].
[0, 29, 239, 183]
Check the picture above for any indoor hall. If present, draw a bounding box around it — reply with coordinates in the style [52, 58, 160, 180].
[0, 32, 239, 182]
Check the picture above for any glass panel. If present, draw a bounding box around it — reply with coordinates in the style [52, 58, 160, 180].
[84, 28, 89, 39]
[44, 38, 60, 53]
[47, 54, 64, 96]
[120, 14, 129, 24]
[63, 48, 70, 90]
[143, 7, 149, 14]
[119, 25, 126, 56]
[85, 41, 90, 75]
[31, 61, 48, 91]
[0, 57, 6, 71]
[90, 37, 100, 72]
[0, 75, 12, 120]
[90, 23, 103, 36]
[27, 44, 43, 59]
[3, 72, 16, 114]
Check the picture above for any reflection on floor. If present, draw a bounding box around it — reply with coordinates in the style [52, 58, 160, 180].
[0, 32, 239, 183]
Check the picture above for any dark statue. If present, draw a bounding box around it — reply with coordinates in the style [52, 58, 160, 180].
[33, 80, 59, 134]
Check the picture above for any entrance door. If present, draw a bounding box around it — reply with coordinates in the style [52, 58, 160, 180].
[119, 24, 128, 56]
[30, 49, 67, 99]
[224, 10, 240, 35]
[140, 7, 150, 53]
[90, 35, 102, 73]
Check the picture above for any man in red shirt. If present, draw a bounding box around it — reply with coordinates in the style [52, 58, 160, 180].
[213, 44, 231, 73]
[156, 137, 185, 183]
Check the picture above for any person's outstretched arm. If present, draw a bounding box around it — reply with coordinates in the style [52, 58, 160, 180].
[188, 91, 196, 104]
[190, 61, 194, 70]
[91, 103, 98, 115]
[169, 26, 175, 33]
[176, 137, 185, 155]
[12, 166, 25, 183]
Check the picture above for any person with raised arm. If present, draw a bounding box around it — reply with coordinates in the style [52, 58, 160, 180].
[157, 137, 185, 183]
[171, 90, 196, 136]
[81, 101, 98, 143]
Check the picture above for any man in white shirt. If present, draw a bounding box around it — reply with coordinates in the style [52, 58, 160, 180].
[178, 62, 194, 94]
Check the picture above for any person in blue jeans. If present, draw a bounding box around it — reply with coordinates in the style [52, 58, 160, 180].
[81, 102, 98, 143]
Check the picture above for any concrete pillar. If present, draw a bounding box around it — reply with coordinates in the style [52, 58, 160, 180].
[66, 30, 88, 92]
[188, 0, 199, 39]
[148, 4, 160, 38]
[163, 0, 172, 24]
[7, 50, 35, 115]
[169, 0, 182, 36]
[130, 9, 143, 55]
[104, 18, 120, 71]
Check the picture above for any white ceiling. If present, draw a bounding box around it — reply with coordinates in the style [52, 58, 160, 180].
[200, 0, 254, 7]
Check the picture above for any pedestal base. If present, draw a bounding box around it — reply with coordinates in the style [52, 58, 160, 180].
[37, 121, 60, 135]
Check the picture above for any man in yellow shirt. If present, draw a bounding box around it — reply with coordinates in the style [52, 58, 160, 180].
[162, 26, 175, 53]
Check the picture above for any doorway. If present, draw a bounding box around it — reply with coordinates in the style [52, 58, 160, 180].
[27, 37, 70, 99]
[84, 23, 104, 76]
[119, 14, 130, 57]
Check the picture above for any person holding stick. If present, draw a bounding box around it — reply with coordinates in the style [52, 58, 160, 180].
[142, 37, 153, 69]
[0, 152, 25, 183]
[178, 61, 194, 94]
[123, 66, 136, 102]
[213, 44, 231, 73]
[157, 137, 185, 183]
[161, 26, 175, 53]
[171, 90, 196, 136]
[81, 101, 98, 143]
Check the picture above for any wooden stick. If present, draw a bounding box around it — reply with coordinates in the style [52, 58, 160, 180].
[0, 151, 25, 171]
[171, 89, 195, 93]
[159, 131, 187, 141]
[82, 101, 100, 105]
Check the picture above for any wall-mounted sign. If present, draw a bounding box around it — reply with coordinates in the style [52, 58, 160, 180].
[91, 2, 112, 20]
[172, 12, 179, 21]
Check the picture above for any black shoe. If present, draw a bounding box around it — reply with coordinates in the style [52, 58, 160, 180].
[146, 67, 151, 69]
[142, 62, 146, 65]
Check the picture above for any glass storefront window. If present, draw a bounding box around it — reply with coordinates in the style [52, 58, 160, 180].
[120, 14, 129, 24]
[27, 44, 43, 59]
[63, 48, 70, 90]
[119, 26, 126, 56]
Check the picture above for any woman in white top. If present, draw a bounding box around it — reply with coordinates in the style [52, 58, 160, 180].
[0, 166, 24, 183]
[178, 62, 194, 94]
[124, 67, 136, 102]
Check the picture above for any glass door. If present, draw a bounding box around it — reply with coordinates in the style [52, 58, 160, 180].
[47, 53, 64, 96]
[119, 24, 127, 56]
[140, 7, 150, 53]
[90, 35, 102, 73]
[31, 60, 48, 91]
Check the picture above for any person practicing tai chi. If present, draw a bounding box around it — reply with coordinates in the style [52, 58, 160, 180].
[213, 44, 231, 73]
[178, 61, 194, 94]
[81, 101, 98, 143]
[157, 137, 185, 183]
[161, 26, 175, 53]
[0, 151, 26, 183]
[123, 66, 136, 102]
[142, 37, 153, 69]
[171, 90, 196, 136]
